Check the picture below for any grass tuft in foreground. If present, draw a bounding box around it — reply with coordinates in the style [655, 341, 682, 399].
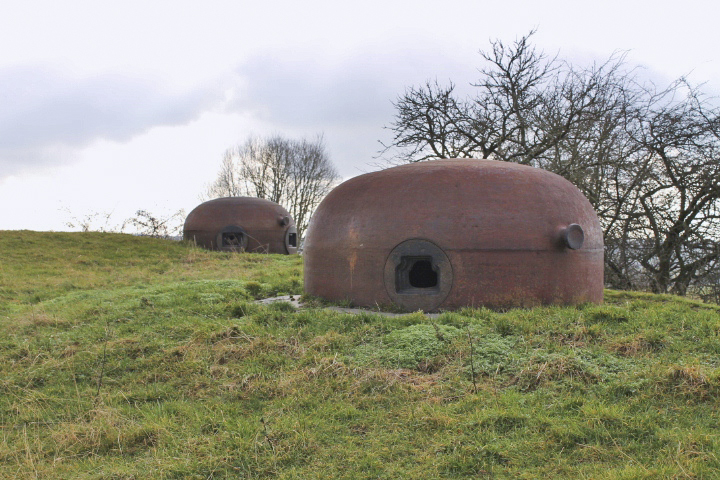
[2, 230, 720, 478]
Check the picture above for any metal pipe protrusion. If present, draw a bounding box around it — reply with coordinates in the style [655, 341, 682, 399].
[562, 224, 584, 250]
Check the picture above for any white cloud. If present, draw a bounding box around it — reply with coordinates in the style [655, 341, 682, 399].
[0, 0, 719, 230]
[229, 50, 452, 127]
[0, 66, 222, 177]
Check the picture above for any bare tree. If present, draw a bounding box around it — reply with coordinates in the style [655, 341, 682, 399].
[383, 31, 629, 168]
[619, 82, 720, 294]
[204, 150, 244, 199]
[383, 31, 720, 300]
[204, 135, 339, 240]
[285, 137, 339, 239]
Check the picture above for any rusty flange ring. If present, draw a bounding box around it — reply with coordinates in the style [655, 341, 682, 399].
[383, 239, 453, 312]
[216, 225, 248, 252]
[284, 224, 298, 254]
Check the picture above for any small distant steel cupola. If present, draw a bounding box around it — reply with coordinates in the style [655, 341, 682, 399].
[303, 159, 603, 311]
[183, 197, 298, 254]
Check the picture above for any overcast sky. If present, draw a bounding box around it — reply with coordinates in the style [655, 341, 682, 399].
[1, 0, 719, 231]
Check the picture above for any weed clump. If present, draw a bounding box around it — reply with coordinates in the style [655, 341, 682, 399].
[244, 281, 264, 299]
[227, 302, 260, 318]
[512, 353, 602, 391]
[355, 323, 460, 370]
[584, 305, 631, 324]
[465, 333, 520, 376]
[661, 365, 720, 401]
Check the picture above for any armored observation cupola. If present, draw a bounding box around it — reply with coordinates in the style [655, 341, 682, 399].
[184, 197, 298, 254]
[303, 159, 603, 311]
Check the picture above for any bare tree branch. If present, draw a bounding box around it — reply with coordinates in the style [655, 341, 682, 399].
[204, 135, 339, 240]
[382, 30, 720, 300]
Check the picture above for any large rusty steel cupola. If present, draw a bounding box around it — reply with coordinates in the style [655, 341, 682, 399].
[303, 159, 603, 311]
[184, 197, 298, 254]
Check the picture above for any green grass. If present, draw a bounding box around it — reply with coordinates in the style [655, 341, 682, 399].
[2, 230, 720, 478]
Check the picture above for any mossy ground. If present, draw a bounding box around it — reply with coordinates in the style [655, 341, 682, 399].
[2, 231, 720, 478]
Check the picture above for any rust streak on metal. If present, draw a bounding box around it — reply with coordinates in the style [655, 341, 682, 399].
[348, 251, 357, 292]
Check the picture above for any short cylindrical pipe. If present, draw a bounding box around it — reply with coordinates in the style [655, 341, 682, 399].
[562, 224, 585, 250]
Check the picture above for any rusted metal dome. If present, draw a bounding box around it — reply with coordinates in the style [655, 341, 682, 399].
[303, 159, 603, 311]
[183, 197, 298, 254]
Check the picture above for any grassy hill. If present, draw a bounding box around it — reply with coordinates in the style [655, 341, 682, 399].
[1, 231, 720, 478]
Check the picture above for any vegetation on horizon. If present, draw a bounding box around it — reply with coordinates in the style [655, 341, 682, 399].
[203, 134, 340, 241]
[2, 231, 720, 478]
[385, 30, 720, 303]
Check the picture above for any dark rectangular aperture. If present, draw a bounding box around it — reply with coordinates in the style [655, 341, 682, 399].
[396, 256, 440, 294]
[222, 232, 243, 246]
[409, 260, 437, 288]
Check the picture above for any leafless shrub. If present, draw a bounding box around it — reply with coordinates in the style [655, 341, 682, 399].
[62, 208, 126, 233]
[126, 209, 185, 239]
[204, 134, 339, 240]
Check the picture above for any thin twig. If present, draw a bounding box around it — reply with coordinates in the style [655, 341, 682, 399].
[95, 321, 110, 399]
[467, 326, 478, 393]
[261, 417, 275, 454]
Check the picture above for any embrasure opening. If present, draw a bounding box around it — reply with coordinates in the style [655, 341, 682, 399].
[217, 225, 248, 251]
[384, 238, 453, 312]
[409, 260, 438, 288]
[222, 232, 244, 247]
[396, 256, 439, 293]
[284, 225, 299, 254]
